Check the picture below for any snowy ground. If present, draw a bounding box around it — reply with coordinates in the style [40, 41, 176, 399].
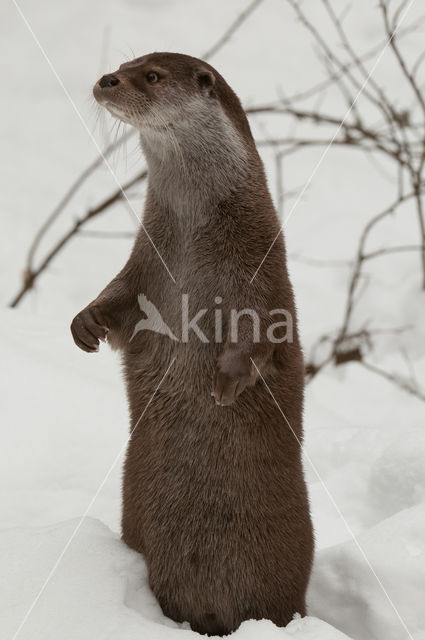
[1, 0, 425, 639]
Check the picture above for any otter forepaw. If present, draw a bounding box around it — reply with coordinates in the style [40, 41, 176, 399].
[70, 306, 109, 353]
[211, 349, 253, 406]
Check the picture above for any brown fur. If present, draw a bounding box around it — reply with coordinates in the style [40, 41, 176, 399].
[71, 52, 314, 636]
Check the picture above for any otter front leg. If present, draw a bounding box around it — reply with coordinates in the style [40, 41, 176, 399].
[70, 273, 134, 353]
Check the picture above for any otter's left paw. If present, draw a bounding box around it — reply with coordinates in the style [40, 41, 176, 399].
[212, 350, 253, 406]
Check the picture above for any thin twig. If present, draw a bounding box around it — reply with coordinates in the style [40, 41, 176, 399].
[380, 0, 425, 119]
[202, 0, 265, 60]
[9, 170, 147, 307]
[360, 360, 425, 401]
[27, 130, 134, 271]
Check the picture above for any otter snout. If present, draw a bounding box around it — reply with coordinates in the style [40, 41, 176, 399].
[93, 72, 123, 112]
[98, 74, 120, 88]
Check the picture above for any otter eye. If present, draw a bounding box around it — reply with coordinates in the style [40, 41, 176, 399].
[146, 71, 159, 84]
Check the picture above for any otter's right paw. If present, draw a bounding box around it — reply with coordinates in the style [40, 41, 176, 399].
[70, 306, 109, 353]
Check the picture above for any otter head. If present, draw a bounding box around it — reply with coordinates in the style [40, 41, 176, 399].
[94, 53, 215, 129]
[94, 52, 254, 206]
[94, 52, 254, 144]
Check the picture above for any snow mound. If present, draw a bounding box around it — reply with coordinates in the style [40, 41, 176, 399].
[309, 503, 425, 640]
[0, 518, 353, 640]
[368, 432, 425, 520]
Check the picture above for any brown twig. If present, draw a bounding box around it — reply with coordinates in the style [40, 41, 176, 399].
[9, 170, 147, 307]
[360, 360, 425, 401]
[27, 130, 134, 272]
[379, 0, 425, 120]
[277, 1, 425, 399]
[202, 0, 265, 60]
[338, 192, 416, 340]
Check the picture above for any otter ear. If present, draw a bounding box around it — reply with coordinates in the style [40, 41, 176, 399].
[195, 69, 215, 95]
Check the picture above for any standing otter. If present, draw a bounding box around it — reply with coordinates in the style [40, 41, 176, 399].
[71, 52, 313, 636]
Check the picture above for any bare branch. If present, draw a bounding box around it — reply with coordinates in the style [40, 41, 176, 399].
[78, 230, 136, 239]
[379, 0, 425, 119]
[202, 0, 265, 60]
[9, 170, 147, 308]
[27, 130, 134, 271]
[321, 0, 398, 131]
[360, 359, 425, 401]
[339, 191, 417, 338]
[362, 243, 423, 260]
[282, 17, 425, 105]
[286, 0, 398, 128]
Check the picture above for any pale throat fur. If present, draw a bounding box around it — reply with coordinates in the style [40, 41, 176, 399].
[137, 96, 250, 215]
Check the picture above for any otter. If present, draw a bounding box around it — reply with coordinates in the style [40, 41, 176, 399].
[71, 52, 313, 636]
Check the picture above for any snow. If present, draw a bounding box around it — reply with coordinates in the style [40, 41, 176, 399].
[0, 517, 353, 640]
[2, 0, 425, 639]
[309, 504, 425, 640]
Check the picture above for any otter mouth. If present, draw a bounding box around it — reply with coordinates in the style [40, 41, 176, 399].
[98, 99, 133, 124]
[103, 101, 126, 118]
[100, 99, 164, 131]
[93, 81, 128, 121]
[94, 86, 169, 131]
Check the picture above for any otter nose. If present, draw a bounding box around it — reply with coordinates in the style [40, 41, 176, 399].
[99, 74, 120, 88]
